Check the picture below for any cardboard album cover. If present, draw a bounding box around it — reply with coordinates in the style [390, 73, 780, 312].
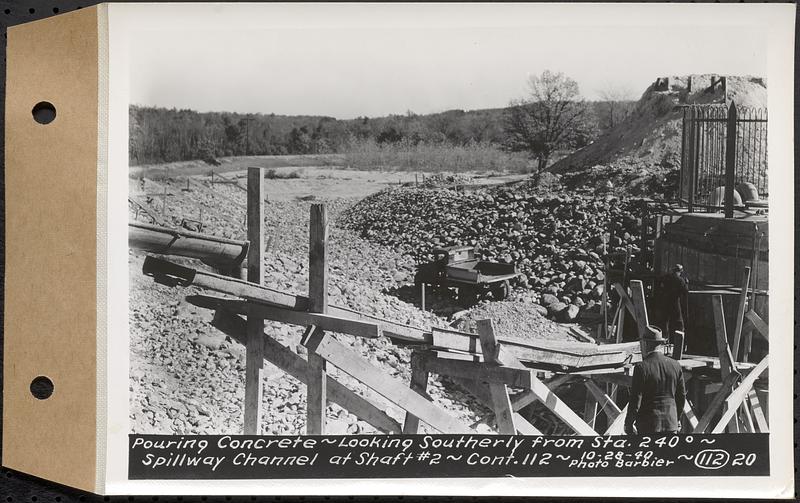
[3, 2, 795, 497]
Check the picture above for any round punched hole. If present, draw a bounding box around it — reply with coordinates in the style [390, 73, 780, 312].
[31, 101, 56, 124]
[28, 8, 35, 14]
[53, 7, 60, 14]
[29, 376, 54, 400]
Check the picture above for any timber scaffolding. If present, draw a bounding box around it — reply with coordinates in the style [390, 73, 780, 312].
[132, 167, 769, 436]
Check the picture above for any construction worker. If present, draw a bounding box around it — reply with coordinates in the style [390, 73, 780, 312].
[657, 264, 689, 344]
[625, 326, 686, 435]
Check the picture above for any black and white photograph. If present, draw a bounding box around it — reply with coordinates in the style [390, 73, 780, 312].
[111, 2, 792, 495]
[1, 2, 794, 498]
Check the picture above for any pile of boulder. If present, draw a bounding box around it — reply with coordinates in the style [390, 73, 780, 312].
[342, 186, 647, 321]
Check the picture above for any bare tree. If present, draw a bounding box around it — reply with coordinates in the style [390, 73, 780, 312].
[597, 84, 636, 130]
[504, 70, 593, 171]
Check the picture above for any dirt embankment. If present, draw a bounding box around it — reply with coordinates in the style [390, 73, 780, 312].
[548, 74, 767, 196]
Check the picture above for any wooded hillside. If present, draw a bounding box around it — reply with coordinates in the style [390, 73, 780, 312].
[129, 101, 635, 166]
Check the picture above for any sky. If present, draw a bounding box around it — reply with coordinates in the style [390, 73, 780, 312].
[129, 10, 768, 119]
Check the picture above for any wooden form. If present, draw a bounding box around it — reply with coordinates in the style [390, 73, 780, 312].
[415, 322, 599, 436]
[211, 310, 401, 433]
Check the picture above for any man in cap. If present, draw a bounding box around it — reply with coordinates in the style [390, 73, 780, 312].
[657, 263, 689, 344]
[625, 325, 686, 435]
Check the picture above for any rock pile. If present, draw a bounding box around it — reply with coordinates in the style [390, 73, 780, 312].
[341, 187, 647, 321]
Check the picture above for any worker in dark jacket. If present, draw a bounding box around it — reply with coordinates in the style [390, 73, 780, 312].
[658, 264, 689, 344]
[625, 326, 686, 435]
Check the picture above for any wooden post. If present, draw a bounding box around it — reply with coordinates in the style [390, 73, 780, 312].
[421, 282, 426, 311]
[629, 280, 650, 338]
[162, 183, 168, 218]
[243, 167, 266, 434]
[731, 266, 751, 360]
[638, 201, 647, 269]
[672, 331, 684, 360]
[307, 203, 329, 434]
[602, 257, 609, 339]
[724, 101, 737, 218]
[476, 319, 516, 434]
[403, 352, 430, 434]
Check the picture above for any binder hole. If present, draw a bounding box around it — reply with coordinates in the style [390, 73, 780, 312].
[29, 376, 53, 400]
[32, 101, 56, 124]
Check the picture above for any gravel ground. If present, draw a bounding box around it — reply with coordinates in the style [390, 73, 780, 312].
[130, 176, 571, 435]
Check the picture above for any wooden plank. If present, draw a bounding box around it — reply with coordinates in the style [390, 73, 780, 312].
[629, 280, 649, 337]
[739, 401, 755, 433]
[476, 319, 501, 364]
[583, 393, 598, 429]
[612, 283, 639, 322]
[711, 356, 769, 433]
[513, 415, 543, 435]
[243, 317, 264, 435]
[432, 327, 640, 355]
[430, 327, 639, 370]
[211, 310, 402, 433]
[306, 332, 471, 434]
[497, 348, 596, 436]
[672, 331, 685, 360]
[584, 380, 622, 421]
[243, 167, 266, 435]
[589, 372, 633, 388]
[744, 310, 769, 341]
[511, 375, 573, 412]
[477, 319, 516, 434]
[693, 372, 740, 433]
[452, 378, 541, 435]
[144, 255, 429, 343]
[307, 203, 328, 435]
[309, 203, 329, 314]
[247, 302, 381, 339]
[304, 327, 327, 435]
[420, 353, 537, 389]
[682, 401, 699, 430]
[731, 266, 751, 360]
[616, 305, 626, 343]
[403, 352, 430, 434]
[711, 296, 736, 380]
[711, 294, 738, 432]
[188, 296, 381, 339]
[605, 405, 627, 435]
[747, 389, 769, 433]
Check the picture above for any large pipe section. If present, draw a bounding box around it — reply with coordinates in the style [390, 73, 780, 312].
[129, 222, 248, 272]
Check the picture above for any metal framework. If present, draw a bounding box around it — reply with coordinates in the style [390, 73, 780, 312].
[680, 102, 767, 213]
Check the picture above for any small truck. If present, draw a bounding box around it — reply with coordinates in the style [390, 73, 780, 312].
[414, 245, 520, 305]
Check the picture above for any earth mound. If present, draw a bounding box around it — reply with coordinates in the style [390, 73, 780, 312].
[549, 74, 767, 197]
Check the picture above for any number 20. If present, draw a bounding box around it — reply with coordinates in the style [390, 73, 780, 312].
[732, 453, 756, 466]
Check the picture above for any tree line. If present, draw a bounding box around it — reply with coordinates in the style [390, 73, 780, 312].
[129, 71, 636, 168]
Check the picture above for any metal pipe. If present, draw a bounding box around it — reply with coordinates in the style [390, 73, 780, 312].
[130, 222, 249, 272]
